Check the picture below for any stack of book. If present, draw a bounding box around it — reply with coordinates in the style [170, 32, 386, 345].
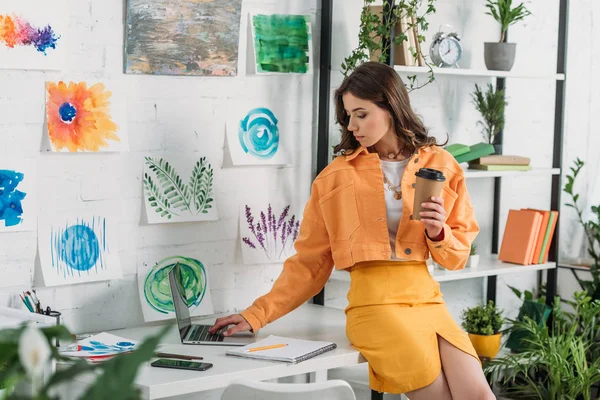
[446, 143, 495, 164]
[369, 6, 425, 67]
[469, 155, 532, 171]
[498, 209, 559, 265]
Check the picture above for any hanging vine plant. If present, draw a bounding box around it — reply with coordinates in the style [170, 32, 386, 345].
[341, 0, 437, 91]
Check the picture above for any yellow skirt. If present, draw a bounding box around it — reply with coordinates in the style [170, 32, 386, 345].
[345, 260, 479, 394]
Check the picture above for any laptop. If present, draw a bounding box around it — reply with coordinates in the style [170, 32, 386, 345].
[168, 263, 258, 346]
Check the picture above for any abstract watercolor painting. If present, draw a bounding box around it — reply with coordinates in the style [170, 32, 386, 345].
[45, 81, 128, 153]
[59, 333, 137, 358]
[143, 154, 219, 224]
[240, 203, 301, 264]
[0, 0, 67, 70]
[0, 159, 35, 232]
[137, 255, 214, 322]
[38, 215, 123, 287]
[226, 107, 288, 165]
[251, 14, 312, 74]
[125, 0, 242, 76]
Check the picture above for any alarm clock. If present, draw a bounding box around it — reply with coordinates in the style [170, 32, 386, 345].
[429, 25, 463, 68]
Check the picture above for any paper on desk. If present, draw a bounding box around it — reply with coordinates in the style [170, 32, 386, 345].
[60, 332, 138, 358]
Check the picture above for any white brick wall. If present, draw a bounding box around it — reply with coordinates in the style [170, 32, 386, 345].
[0, 0, 320, 334]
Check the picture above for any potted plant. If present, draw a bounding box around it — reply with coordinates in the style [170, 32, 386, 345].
[471, 83, 507, 154]
[564, 158, 600, 300]
[504, 284, 551, 352]
[466, 243, 479, 268]
[486, 291, 600, 399]
[341, 0, 438, 91]
[461, 301, 504, 359]
[0, 322, 170, 399]
[484, 0, 531, 71]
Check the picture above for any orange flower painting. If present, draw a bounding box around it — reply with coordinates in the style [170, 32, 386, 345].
[46, 82, 120, 152]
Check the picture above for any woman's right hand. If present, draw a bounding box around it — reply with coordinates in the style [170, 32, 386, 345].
[208, 314, 252, 336]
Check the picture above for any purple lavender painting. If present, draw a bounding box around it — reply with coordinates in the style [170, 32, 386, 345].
[240, 203, 300, 264]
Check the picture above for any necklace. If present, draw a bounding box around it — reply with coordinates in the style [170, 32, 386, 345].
[382, 171, 402, 200]
[370, 145, 408, 161]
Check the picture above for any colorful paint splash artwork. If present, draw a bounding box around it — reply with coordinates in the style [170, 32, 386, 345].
[251, 14, 312, 74]
[143, 154, 219, 223]
[0, 169, 26, 228]
[0, 14, 60, 54]
[45, 81, 124, 152]
[125, 0, 242, 76]
[59, 333, 138, 358]
[240, 203, 301, 264]
[39, 215, 123, 287]
[137, 255, 214, 322]
[238, 108, 279, 159]
[0, 0, 67, 70]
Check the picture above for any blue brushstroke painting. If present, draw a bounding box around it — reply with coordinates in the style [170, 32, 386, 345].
[79, 340, 135, 355]
[238, 107, 280, 159]
[0, 169, 26, 227]
[50, 217, 107, 278]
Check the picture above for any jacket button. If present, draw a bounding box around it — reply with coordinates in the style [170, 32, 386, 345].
[404, 248, 412, 255]
[411, 183, 416, 188]
[414, 158, 419, 163]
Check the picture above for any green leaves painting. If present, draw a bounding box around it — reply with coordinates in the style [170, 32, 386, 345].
[143, 156, 218, 223]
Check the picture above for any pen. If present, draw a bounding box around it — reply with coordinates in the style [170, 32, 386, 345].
[245, 343, 288, 352]
[155, 352, 203, 360]
[20, 294, 34, 313]
[59, 345, 82, 353]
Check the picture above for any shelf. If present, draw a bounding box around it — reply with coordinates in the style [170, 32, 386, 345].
[463, 168, 561, 179]
[329, 255, 556, 284]
[394, 65, 565, 81]
[558, 263, 592, 272]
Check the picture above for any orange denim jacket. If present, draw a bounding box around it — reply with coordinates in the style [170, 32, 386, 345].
[241, 145, 479, 332]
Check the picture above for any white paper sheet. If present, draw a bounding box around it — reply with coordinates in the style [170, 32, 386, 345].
[44, 80, 129, 153]
[143, 153, 219, 224]
[0, 0, 68, 70]
[137, 254, 214, 322]
[226, 105, 289, 166]
[38, 215, 123, 287]
[0, 158, 36, 232]
[239, 202, 302, 264]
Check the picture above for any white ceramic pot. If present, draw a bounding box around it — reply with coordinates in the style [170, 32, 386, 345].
[467, 254, 480, 268]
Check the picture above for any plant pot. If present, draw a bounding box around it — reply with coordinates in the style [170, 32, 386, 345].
[493, 143, 502, 155]
[468, 332, 502, 359]
[466, 254, 480, 268]
[484, 42, 516, 71]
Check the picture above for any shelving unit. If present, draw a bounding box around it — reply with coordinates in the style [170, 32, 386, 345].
[393, 65, 565, 80]
[314, 1, 568, 398]
[330, 256, 556, 284]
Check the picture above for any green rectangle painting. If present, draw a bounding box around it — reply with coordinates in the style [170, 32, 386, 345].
[252, 14, 312, 74]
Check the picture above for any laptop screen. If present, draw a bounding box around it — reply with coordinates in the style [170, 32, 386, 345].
[168, 263, 192, 339]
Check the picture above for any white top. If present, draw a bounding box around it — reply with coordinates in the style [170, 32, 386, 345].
[380, 158, 410, 259]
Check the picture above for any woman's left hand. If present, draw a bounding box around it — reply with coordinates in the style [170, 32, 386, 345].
[420, 196, 446, 241]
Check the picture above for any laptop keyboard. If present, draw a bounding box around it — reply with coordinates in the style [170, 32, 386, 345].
[188, 325, 225, 342]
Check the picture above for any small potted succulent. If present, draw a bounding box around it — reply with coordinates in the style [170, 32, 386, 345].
[461, 301, 504, 359]
[466, 243, 480, 268]
[484, 0, 531, 71]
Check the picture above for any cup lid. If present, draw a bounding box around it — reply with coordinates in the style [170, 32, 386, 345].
[415, 168, 446, 182]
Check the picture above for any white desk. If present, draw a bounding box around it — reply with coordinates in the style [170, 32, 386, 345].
[68, 304, 364, 400]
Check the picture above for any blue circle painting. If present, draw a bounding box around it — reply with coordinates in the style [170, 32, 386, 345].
[60, 224, 100, 271]
[238, 108, 279, 159]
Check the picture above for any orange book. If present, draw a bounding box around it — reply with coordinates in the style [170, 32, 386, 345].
[499, 210, 543, 265]
[522, 209, 551, 264]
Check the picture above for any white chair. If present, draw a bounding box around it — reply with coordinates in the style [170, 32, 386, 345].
[220, 379, 356, 400]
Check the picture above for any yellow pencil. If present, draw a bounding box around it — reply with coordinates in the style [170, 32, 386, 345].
[246, 343, 288, 352]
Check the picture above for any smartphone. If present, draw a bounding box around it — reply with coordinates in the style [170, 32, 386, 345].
[150, 358, 213, 371]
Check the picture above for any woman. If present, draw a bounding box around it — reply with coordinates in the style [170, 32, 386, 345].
[210, 62, 495, 399]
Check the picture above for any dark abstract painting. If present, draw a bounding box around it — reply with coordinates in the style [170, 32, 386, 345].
[125, 0, 242, 76]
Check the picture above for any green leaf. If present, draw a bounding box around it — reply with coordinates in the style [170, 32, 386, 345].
[145, 157, 191, 213]
[143, 173, 176, 219]
[189, 157, 215, 215]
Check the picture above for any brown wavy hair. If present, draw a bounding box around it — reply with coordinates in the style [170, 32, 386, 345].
[333, 62, 445, 155]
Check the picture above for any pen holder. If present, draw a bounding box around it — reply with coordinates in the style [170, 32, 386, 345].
[47, 311, 62, 347]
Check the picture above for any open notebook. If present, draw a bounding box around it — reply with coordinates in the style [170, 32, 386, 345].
[225, 335, 337, 364]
